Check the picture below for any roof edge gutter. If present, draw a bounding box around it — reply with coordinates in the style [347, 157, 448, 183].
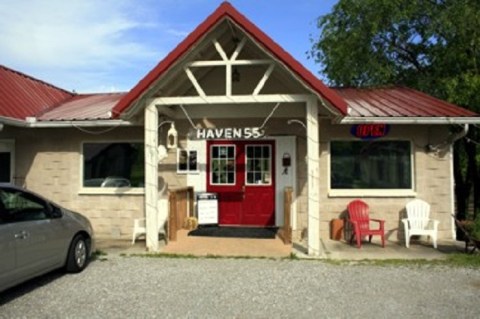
[0, 116, 135, 128]
[0, 116, 29, 127]
[336, 117, 480, 125]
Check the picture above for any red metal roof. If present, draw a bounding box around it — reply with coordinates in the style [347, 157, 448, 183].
[112, 1, 348, 118]
[38, 93, 126, 121]
[333, 87, 477, 117]
[1, 2, 478, 125]
[0, 65, 74, 120]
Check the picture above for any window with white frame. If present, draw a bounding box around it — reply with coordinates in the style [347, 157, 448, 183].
[246, 145, 272, 185]
[83, 142, 144, 188]
[177, 149, 198, 173]
[210, 145, 235, 185]
[330, 140, 412, 189]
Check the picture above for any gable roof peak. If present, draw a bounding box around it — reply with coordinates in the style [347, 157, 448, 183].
[112, 1, 347, 118]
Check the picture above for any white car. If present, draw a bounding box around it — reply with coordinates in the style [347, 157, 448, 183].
[0, 184, 95, 292]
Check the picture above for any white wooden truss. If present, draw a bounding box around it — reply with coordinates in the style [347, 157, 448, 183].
[184, 38, 274, 97]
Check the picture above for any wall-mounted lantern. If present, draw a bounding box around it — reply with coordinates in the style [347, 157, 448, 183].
[167, 122, 178, 149]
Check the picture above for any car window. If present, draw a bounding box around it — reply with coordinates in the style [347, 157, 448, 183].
[0, 189, 49, 223]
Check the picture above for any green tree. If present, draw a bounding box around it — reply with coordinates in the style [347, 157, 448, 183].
[310, 0, 480, 219]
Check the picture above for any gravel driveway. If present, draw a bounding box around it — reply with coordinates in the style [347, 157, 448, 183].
[1, 255, 479, 318]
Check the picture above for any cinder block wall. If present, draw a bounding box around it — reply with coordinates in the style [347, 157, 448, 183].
[314, 121, 454, 243]
[1, 120, 455, 243]
[2, 126, 146, 239]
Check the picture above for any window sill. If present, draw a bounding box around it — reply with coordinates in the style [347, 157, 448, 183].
[177, 171, 200, 175]
[79, 188, 145, 196]
[328, 189, 417, 198]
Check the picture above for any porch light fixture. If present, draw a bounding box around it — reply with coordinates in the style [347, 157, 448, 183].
[167, 122, 178, 149]
[158, 120, 178, 150]
[232, 67, 240, 82]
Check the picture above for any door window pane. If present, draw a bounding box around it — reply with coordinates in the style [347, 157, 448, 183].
[83, 142, 144, 188]
[210, 145, 235, 185]
[246, 145, 272, 185]
[330, 141, 412, 189]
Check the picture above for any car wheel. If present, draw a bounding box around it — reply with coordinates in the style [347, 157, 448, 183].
[66, 234, 89, 273]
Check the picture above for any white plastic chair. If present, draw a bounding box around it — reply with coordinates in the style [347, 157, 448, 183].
[132, 218, 147, 244]
[402, 199, 439, 248]
[132, 197, 168, 244]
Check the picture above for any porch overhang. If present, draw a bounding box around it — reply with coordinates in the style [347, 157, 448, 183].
[144, 94, 322, 256]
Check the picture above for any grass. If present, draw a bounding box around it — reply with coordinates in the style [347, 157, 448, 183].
[122, 251, 479, 268]
[320, 253, 480, 268]
[92, 250, 108, 261]
[443, 253, 480, 268]
[131, 252, 279, 260]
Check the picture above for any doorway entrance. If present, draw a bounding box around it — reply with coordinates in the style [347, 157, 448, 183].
[206, 140, 275, 226]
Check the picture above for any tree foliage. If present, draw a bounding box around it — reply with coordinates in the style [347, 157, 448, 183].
[310, 0, 480, 219]
[310, 0, 480, 107]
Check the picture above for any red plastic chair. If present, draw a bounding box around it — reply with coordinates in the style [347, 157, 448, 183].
[347, 200, 385, 248]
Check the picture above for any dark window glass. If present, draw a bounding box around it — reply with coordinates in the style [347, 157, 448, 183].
[83, 143, 144, 188]
[0, 152, 11, 183]
[189, 151, 198, 171]
[331, 141, 411, 189]
[178, 150, 188, 172]
[178, 150, 198, 173]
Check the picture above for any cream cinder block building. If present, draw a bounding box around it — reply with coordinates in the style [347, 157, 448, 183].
[1, 2, 479, 255]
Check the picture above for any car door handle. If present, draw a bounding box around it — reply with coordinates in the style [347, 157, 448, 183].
[14, 231, 29, 240]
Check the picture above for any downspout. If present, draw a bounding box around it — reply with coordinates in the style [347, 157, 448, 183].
[449, 124, 469, 143]
[450, 124, 469, 239]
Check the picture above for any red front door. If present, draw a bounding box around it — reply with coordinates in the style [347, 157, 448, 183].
[207, 140, 275, 226]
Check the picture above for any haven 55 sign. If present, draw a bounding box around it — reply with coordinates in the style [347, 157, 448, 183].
[190, 127, 265, 140]
[351, 124, 390, 140]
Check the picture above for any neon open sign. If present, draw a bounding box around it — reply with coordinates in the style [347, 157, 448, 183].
[351, 124, 390, 140]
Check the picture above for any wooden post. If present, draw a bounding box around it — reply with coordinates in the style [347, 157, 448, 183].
[168, 192, 177, 242]
[279, 187, 293, 244]
[188, 187, 194, 217]
[167, 187, 195, 242]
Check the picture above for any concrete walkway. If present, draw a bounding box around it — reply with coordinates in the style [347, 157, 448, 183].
[317, 238, 465, 260]
[96, 232, 468, 260]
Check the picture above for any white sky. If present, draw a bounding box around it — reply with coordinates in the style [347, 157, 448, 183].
[0, 0, 337, 93]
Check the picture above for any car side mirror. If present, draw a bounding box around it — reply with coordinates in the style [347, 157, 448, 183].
[50, 205, 63, 218]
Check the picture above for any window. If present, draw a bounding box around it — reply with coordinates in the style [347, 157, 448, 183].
[330, 140, 412, 189]
[246, 145, 271, 185]
[0, 152, 11, 183]
[177, 149, 198, 173]
[83, 142, 144, 188]
[210, 145, 235, 185]
[0, 140, 14, 183]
